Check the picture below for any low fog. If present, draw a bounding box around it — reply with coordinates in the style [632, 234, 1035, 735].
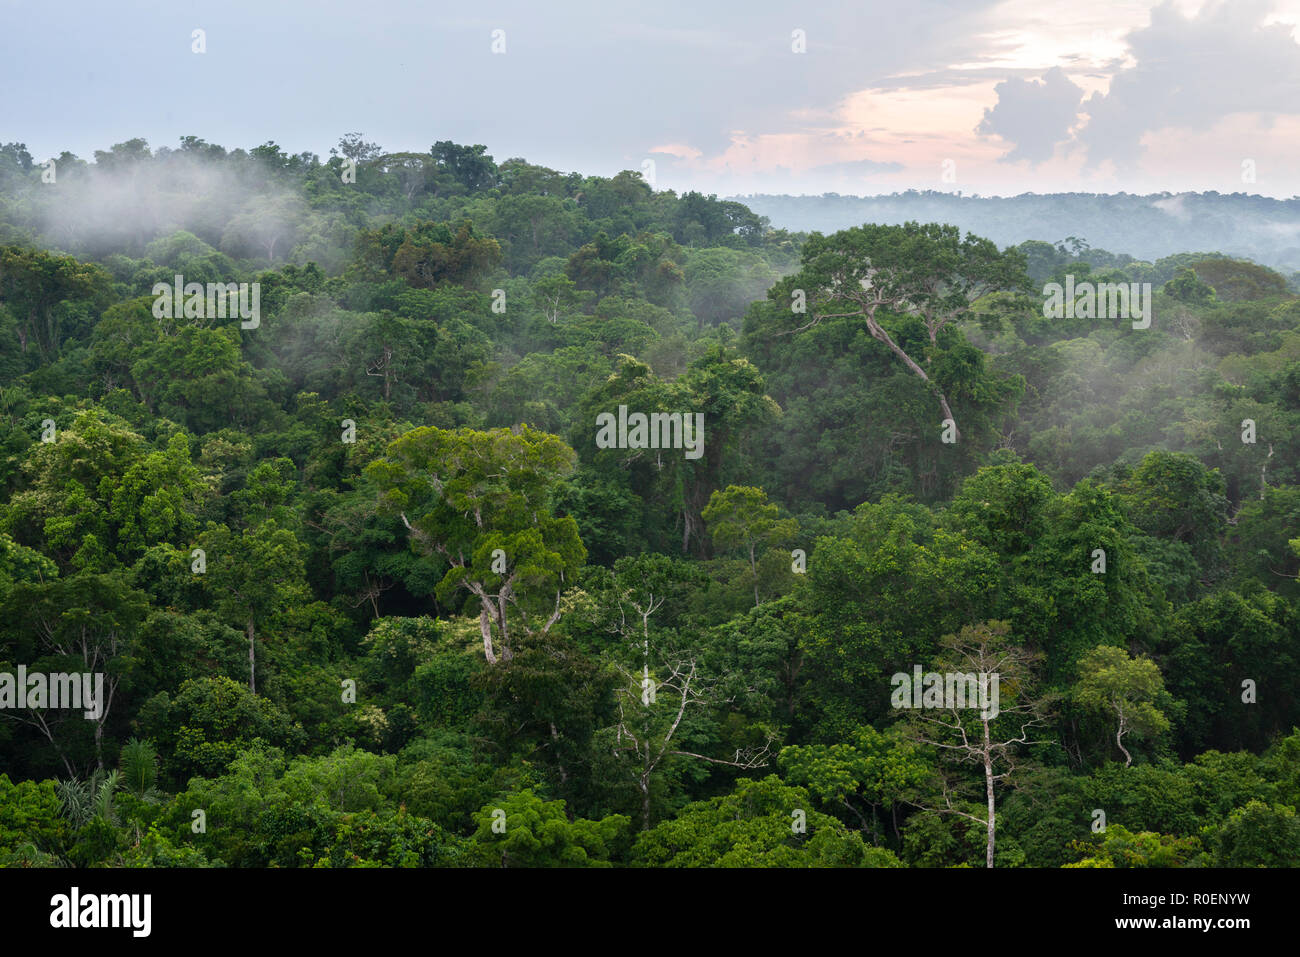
[0, 138, 354, 272]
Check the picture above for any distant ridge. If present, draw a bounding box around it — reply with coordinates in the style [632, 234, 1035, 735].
[730, 191, 1300, 273]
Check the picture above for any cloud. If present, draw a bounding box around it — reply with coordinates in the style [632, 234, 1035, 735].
[648, 143, 703, 160]
[976, 66, 1085, 163]
[1079, 0, 1300, 169]
[811, 158, 906, 176]
[7, 0, 1300, 196]
[1152, 193, 1191, 221]
[0, 0, 1007, 183]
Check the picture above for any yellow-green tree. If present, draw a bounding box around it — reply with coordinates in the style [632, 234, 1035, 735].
[1073, 645, 1172, 767]
[367, 425, 585, 665]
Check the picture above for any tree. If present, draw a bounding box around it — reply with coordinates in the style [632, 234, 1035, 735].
[118, 738, 160, 801]
[1160, 589, 1296, 754]
[588, 554, 773, 828]
[0, 142, 33, 178]
[773, 222, 1028, 438]
[675, 347, 781, 554]
[0, 775, 66, 866]
[702, 485, 797, 607]
[367, 425, 586, 664]
[367, 152, 439, 202]
[944, 460, 1054, 558]
[7, 570, 148, 775]
[139, 678, 299, 782]
[198, 520, 309, 693]
[431, 141, 499, 192]
[684, 247, 777, 330]
[780, 724, 929, 846]
[797, 500, 1001, 737]
[472, 630, 616, 796]
[107, 432, 205, 559]
[530, 274, 582, 324]
[390, 222, 501, 290]
[631, 775, 902, 867]
[1119, 450, 1228, 571]
[488, 194, 580, 271]
[467, 790, 627, 867]
[2, 410, 147, 571]
[1163, 266, 1216, 304]
[1185, 257, 1288, 303]
[1013, 478, 1164, 686]
[354, 221, 502, 290]
[1073, 645, 1172, 767]
[904, 620, 1053, 868]
[332, 133, 382, 164]
[1067, 823, 1205, 868]
[56, 768, 121, 829]
[220, 195, 306, 262]
[0, 245, 113, 359]
[1214, 800, 1300, 866]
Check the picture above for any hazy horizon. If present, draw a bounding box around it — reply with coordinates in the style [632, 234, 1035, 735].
[6, 0, 1300, 198]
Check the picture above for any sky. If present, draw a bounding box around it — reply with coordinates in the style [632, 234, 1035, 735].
[3, 0, 1300, 197]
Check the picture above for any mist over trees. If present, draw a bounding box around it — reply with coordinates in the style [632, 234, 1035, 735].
[737, 191, 1300, 281]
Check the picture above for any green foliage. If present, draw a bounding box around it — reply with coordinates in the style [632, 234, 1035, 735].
[2, 135, 1300, 869]
[0, 774, 66, 863]
[140, 676, 302, 782]
[1067, 823, 1207, 868]
[631, 775, 902, 867]
[119, 737, 159, 799]
[467, 790, 628, 867]
[1073, 645, 1173, 765]
[1164, 266, 1216, 304]
[1212, 801, 1300, 866]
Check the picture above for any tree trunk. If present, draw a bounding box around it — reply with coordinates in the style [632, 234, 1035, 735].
[865, 315, 960, 440]
[496, 592, 512, 662]
[640, 770, 651, 831]
[937, 393, 958, 435]
[984, 720, 995, 868]
[479, 603, 497, 665]
[247, 619, 257, 693]
[641, 629, 652, 831]
[550, 722, 568, 787]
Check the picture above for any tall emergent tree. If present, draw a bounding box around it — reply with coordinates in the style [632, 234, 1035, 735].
[587, 554, 772, 829]
[904, 620, 1052, 868]
[773, 222, 1028, 439]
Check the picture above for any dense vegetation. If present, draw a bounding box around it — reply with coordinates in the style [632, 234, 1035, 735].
[1, 136, 1298, 868]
